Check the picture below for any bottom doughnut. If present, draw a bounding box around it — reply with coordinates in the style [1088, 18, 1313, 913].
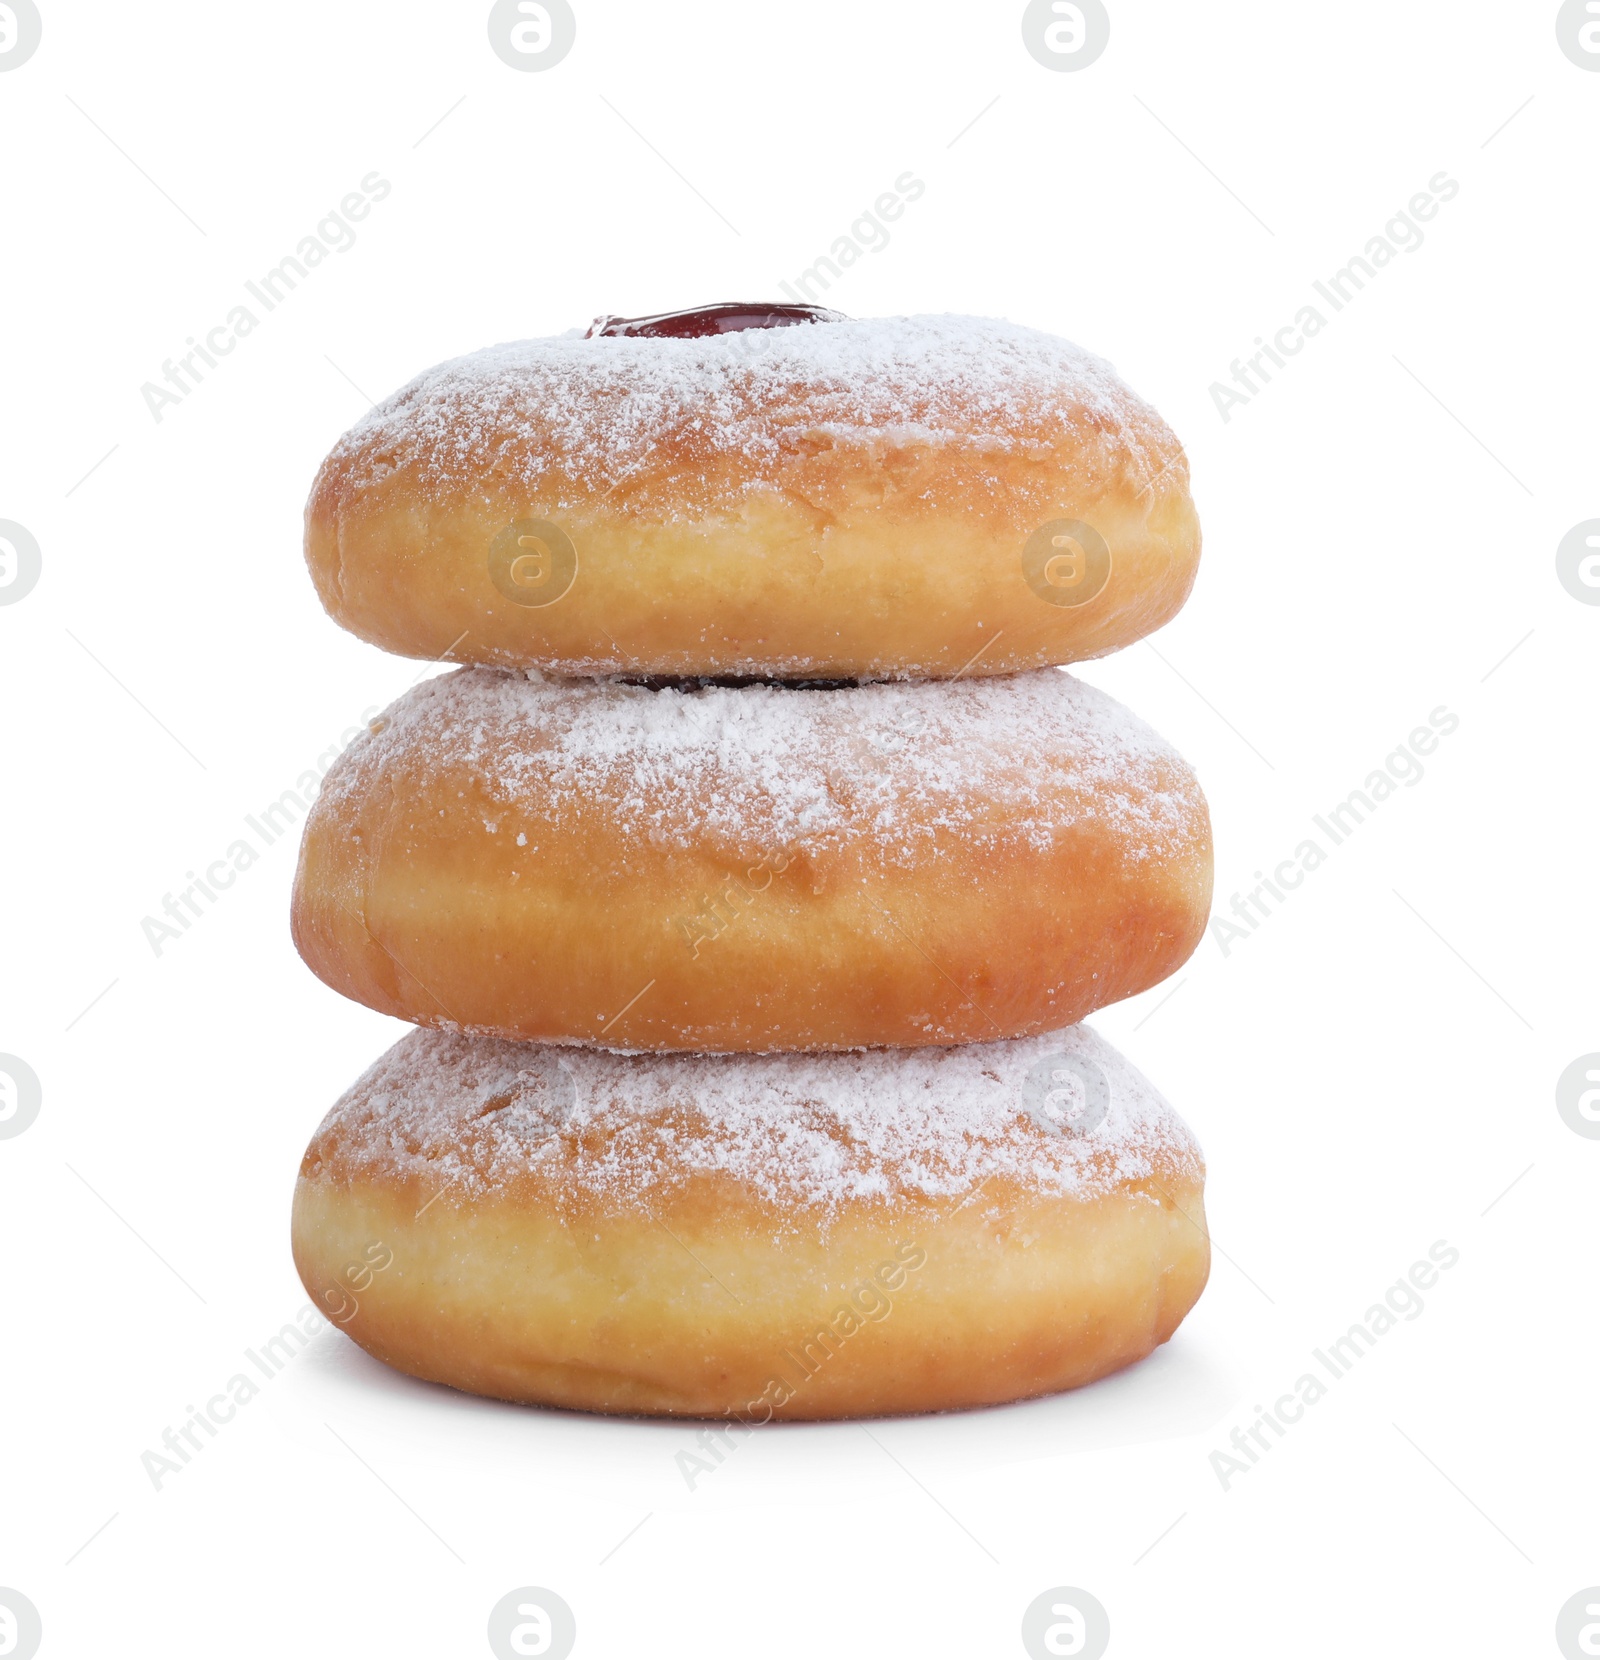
[291, 1026, 1209, 1420]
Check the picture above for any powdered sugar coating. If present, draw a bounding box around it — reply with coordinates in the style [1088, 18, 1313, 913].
[317, 314, 1182, 516]
[305, 1024, 1202, 1221]
[321, 665, 1205, 866]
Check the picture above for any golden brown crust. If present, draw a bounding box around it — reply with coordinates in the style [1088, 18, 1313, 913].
[293, 1179, 1209, 1418]
[290, 669, 1212, 1051]
[290, 1028, 1210, 1419]
[304, 317, 1199, 679]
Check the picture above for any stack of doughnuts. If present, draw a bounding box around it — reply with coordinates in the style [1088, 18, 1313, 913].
[289, 305, 1214, 1420]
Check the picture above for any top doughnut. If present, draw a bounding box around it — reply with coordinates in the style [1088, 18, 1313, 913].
[306, 308, 1199, 680]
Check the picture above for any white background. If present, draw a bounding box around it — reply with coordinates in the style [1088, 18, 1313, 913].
[3, 2, 1597, 1655]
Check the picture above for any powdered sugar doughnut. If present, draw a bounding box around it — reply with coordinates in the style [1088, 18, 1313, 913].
[290, 666, 1212, 1052]
[291, 1024, 1209, 1418]
[304, 311, 1199, 680]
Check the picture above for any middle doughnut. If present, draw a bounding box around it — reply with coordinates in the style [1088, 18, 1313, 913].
[292, 667, 1212, 1051]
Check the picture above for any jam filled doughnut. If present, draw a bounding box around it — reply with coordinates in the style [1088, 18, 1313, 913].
[290, 666, 1212, 1052]
[291, 1024, 1210, 1419]
[304, 308, 1199, 680]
